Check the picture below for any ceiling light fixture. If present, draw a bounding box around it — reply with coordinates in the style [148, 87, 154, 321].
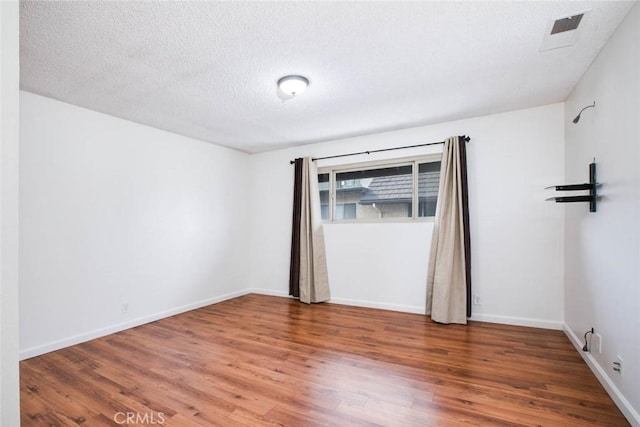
[277, 75, 309, 97]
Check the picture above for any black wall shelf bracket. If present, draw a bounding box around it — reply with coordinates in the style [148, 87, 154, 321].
[546, 162, 597, 212]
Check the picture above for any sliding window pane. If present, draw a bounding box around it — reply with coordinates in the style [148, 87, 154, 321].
[336, 165, 412, 219]
[417, 161, 441, 217]
[318, 173, 329, 220]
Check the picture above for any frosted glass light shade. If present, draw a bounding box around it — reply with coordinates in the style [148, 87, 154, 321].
[278, 75, 309, 96]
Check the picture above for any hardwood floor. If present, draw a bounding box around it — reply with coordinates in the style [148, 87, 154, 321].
[21, 294, 628, 426]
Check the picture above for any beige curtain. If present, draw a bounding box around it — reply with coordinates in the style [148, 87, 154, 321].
[299, 158, 330, 304]
[426, 136, 469, 324]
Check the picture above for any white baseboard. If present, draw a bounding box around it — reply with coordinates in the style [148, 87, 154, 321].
[248, 290, 425, 314]
[470, 313, 563, 330]
[249, 290, 425, 314]
[19, 289, 252, 360]
[328, 296, 425, 314]
[18, 287, 566, 361]
[564, 324, 639, 426]
[249, 288, 291, 298]
[249, 290, 562, 330]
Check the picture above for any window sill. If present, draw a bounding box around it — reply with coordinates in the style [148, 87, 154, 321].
[323, 217, 435, 225]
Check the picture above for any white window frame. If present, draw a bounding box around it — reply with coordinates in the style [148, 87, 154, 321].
[318, 154, 441, 223]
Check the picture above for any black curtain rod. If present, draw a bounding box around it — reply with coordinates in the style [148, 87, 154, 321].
[289, 135, 470, 164]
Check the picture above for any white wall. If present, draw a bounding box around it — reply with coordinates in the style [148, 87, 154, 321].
[249, 103, 565, 328]
[19, 92, 251, 359]
[0, 1, 21, 425]
[564, 3, 640, 424]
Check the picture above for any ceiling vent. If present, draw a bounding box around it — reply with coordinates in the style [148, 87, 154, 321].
[550, 14, 584, 35]
[540, 10, 590, 52]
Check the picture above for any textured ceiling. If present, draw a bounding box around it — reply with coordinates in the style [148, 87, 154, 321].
[20, 1, 635, 153]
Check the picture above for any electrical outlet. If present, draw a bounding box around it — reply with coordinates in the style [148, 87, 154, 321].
[594, 333, 602, 354]
[473, 296, 481, 305]
[121, 301, 129, 314]
[613, 356, 623, 374]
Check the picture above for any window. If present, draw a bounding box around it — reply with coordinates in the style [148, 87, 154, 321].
[336, 203, 357, 220]
[319, 156, 441, 222]
[417, 161, 440, 218]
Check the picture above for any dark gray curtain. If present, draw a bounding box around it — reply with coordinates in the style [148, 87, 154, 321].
[459, 138, 472, 317]
[289, 158, 303, 298]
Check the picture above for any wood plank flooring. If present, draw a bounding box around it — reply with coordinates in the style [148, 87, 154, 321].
[21, 294, 628, 426]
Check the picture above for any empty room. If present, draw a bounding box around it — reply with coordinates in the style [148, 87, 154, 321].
[1, 1, 639, 426]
